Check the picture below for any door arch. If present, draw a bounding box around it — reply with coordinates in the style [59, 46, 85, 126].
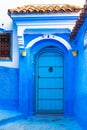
[35, 46, 64, 115]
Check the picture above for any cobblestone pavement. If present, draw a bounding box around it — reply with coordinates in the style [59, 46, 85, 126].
[0, 116, 82, 130]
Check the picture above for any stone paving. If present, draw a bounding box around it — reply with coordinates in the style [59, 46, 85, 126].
[0, 116, 82, 130]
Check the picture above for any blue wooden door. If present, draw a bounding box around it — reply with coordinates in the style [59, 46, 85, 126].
[35, 47, 64, 114]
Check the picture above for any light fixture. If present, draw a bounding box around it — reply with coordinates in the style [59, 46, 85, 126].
[72, 50, 78, 56]
[22, 51, 27, 56]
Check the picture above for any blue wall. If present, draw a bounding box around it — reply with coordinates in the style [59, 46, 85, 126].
[0, 66, 19, 110]
[75, 49, 87, 130]
[73, 22, 87, 130]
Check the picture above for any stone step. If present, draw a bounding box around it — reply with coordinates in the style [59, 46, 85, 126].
[0, 110, 23, 126]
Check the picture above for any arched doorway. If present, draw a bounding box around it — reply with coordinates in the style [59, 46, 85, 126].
[19, 36, 74, 116]
[35, 46, 64, 115]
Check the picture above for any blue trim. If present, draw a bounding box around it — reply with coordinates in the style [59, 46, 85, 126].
[10, 14, 78, 22]
[10, 32, 13, 61]
[24, 28, 71, 34]
[0, 59, 12, 62]
[0, 29, 12, 33]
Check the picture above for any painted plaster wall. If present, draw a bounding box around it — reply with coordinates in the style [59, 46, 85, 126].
[74, 50, 87, 130]
[0, 66, 19, 110]
[73, 24, 87, 130]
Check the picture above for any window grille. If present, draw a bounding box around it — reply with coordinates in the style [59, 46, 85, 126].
[0, 33, 11, 60]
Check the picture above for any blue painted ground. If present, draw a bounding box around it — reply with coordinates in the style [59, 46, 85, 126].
[0, 110, 82, 130]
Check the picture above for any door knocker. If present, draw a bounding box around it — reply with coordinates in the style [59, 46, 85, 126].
[48, 67, 53, 72]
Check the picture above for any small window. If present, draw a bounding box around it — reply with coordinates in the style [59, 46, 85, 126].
[0, 33, 11, 60]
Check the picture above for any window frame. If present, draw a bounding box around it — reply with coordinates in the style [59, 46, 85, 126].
[0, 31, 12, 61]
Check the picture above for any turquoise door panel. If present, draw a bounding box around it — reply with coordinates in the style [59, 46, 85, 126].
[38, 89, 63, 99]
[39, 78, 63, 88]
[39, 56, 64, 66]
[38, 100, 63, 111]
[39, 67, 63, 77]
[36, 47, 64, 114]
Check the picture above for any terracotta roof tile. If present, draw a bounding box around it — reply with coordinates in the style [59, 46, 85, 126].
[8, 4, 82, 14]
[70, 3, 87, 40]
